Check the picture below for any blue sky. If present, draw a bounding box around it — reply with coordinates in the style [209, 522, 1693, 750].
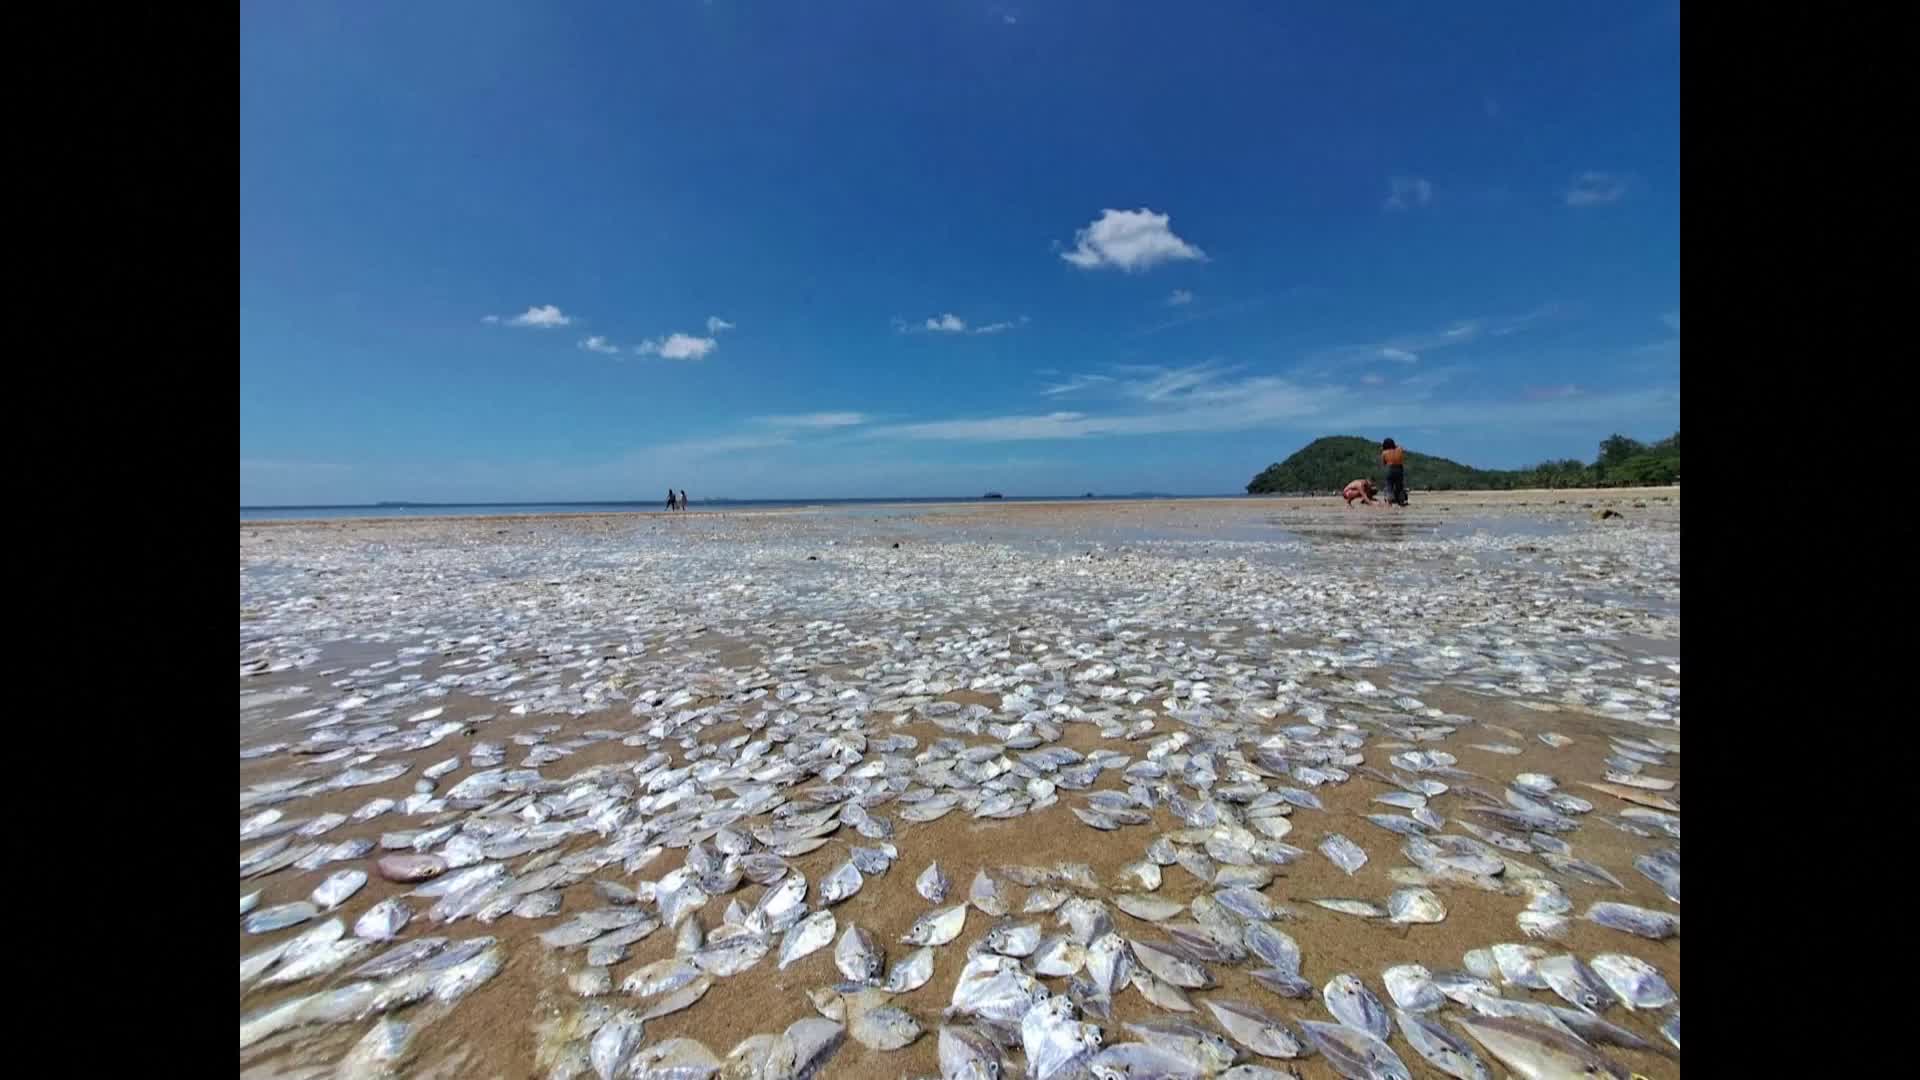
[241, 1, 1679, 504]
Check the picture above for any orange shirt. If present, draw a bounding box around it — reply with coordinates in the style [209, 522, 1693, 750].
[1382, 447, 1405, 466]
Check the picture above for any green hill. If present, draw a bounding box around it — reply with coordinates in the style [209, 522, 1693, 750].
[1246, 432, 1680, 494]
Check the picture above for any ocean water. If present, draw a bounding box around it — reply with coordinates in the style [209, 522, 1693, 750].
[237, 494, 1249, 522]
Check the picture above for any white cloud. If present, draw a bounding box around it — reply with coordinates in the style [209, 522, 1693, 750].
[973, 316, 1029, 335]
[1060, 208, 1205, 272]
[925, 313, 967, 333]
[1167, 289, 1194, 306]
[753, 412, 868, 429]
[579, 336, 620, 355]
[1040, 373, 1113, 396]
[1379, 347, 1419, 364]
[1361, 373, 1387, 386]
[502, 304, 573, 328]
[636, 332, 718, 360]
[706, 316, 736, 334]
[1383, 176, 1433, 211]
[1565, 172, 1629, 207]
[480, 315, 500, 324]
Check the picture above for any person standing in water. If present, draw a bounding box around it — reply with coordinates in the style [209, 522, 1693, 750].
[1381, 438, 1409, 507]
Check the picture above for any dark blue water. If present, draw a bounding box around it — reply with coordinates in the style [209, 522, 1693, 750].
[238, 494, 1251, 522]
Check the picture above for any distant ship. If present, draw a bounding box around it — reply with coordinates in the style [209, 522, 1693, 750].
[983, 492, 1004, 499]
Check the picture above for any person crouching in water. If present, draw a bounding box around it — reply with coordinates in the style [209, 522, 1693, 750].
[1381, 438, 1409, 507]
[1342, 478, 1379, 507]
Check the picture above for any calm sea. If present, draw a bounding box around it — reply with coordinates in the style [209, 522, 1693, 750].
[238, 494, 1249, 522]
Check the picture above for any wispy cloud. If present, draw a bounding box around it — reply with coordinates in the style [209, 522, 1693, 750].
[972, 316, 1030, 335]
[1565, 172, 1630, 207]
[898, 313, 1028, 335]
[706, 316, 736, 334]
[1661, 310, 1679, 331]
[1379, 347, 1419, 364]
[578, 335, 620, 355]
[1360, 373, 1386, 386]
[753, 412, 868, 429]
[492, 304, 573, 328]
[1524, 385, 1582, 401]
[1040, 373, 1114, 397]
[636, 332, 718, 360]
[1383, 176, 1433, 211]
[926, 313, 967, 333]
[1060, 208, 1206, 272]
[1167, 289, 1194, 306]
[1307, 306, 1559, 371]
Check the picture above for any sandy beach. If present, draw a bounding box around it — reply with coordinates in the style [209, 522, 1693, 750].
[240, 489, 1679, 1079]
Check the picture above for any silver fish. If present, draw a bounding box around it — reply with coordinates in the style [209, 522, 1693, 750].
[984, 921, 1042, 958]
[1454, 1015, 1629, 1080]
[1585, 901, 1679, 940]
[637, 974, 712, 1022]
[886, 945, 936, 992]
[1129, 938, 1214, 989]
[1024, 995, 1103, 1080]
[1296, 1019, 1411, 1080]
[1490, 944, 1550, 989]
[903, 904, 968, 946]
[918, 861, 951, 903]
[240, 890, 261, 917]
[1032, 936, 1086, 978]
[947, 954, 1046, 1025]
[1386, 887, 1446, 924]
[1517, 911, 1571, 941]
[1323, 974, 1392, 1040]
[938, 1023, 1006, 1080]
[1588, 953, 1676, 1011]
[1394, 1008, 1490, 1080]
[969, 869, 1009, 916]
[835, 924, 885, 983]
[847, 993, 922, 1052]
[1660, 1010, 1679, 1050]
[1319, 834, 1369, 876]
[820, 859, 864, 906]
[780, 910, 838, 970]
[1633, 853, 1681, 903]
[311, 869, 369, 909]
[245, 901, 318, 934]
[589, 1009, 646, 1080]
[1535, 953, 1617, 1013]
[1382, 964, 1443, 1013]
[693, 932, 768, 976]
[354, 897, 412, 941]
[622, 957, 703, 998]
[1086, 1042, 1206, 1080]
[631, 1037, 723, 1079]
[1114, 893, 1184, 922]
[1204, 998, 1303, 1058]
[262, 938, 373, 986]
[1311, 898, 1386, 918]
[1128, 967, 1194, 1011]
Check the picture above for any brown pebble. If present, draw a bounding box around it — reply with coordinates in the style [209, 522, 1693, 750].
[377, 853, 447, 883]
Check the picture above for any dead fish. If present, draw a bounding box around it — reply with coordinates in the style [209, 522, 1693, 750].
[637, 974, 713, 1022]
[1311, 898, 1386, 918]
[245, 901, 318, 934]
[1025, 995, 1103, 1079]
[1128, 967, 1195, 1011]
[780, 910, 838, 970]
[1393, 1009, 1490, 1080]
[1577, 781, 1680, 813]
[589, 1010, 646, 1080]
[917, 862, 951, 903]
[1545, 1005, 1671, 1059]
[1323, 974, 1392, 1041]
[1386, 887, 1446, 924]
[1086, 1042, 1207, 1079]
[1364, 814, 1430, 838]
[886, 946, 935, 992]
[1540, 853, 1625, 889]
[1535, 954, 1618, 1013]
[969, 870, 1009, 916]
[938, 1023, 1007, 1080]
[1243, 922, 1301, 973]
[1252, 967, 1314, 999]
[1213, 887, 1278, 922]
[1371, 790, 1427, 810]
[1603, 770, 1675, 791]
[1633, 854, 1681, 904]
[621, 957, 702, 998]
[630, 1037, 723, 1079]
[1382, 964, 1444, 1013]
[764, 1017, 845, 1080]
[835, 924, 885, 983]
[1114, 893, 1184, 923]
[1296, 1019, 1411, 1080]
[1516, 911, 1571, 941]
[1319, 834, 1369, 876]
[311, 869, 369, 909]
[1032, 936, 1086, 978]
[1454, 1015, 1629, 1080]
[1129, 938, 1214, 989]
[983, 921, 1042, 958]
[1661, 1010, 1679, 1051]
[1431, 970, 1499, 1006]
[1490, 944, 1551, 989]
[1588, 953, 1676, 1011]
[354, 897, 412, 941]
[1585, 901, 1679, 940]
[820, 860, 864, 906]
[846, 992, 922, 1052]
[1115, 859, 1163, 892]
[1204, 998, 1303, 1059]
[902, 904, 968, 946]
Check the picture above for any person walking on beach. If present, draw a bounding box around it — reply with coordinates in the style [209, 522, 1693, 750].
[666, 488, 677, 512]
[678, 490, 689, 512]
[1342, 478, 1379, 507]
[1381, 438, 1409, 507]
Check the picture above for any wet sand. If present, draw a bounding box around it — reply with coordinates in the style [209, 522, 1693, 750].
[241, 492, 1679, 1079]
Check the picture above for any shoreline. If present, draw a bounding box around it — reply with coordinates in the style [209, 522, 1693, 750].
[239, 485, 1678, 529]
